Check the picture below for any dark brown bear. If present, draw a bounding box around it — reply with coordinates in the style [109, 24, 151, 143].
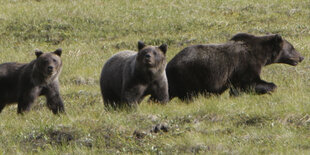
[0, 49, 65, 114]
[166, 33, 304, 101]
[100, 41, 169, 108]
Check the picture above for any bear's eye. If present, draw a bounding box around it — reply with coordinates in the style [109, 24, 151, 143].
[52, 59, 57, 63]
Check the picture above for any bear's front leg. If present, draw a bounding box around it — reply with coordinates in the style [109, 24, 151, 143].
[17, 87, 40, 114]
[121, 84, 147, 105]
[149, 80, 169, 103]
[43, 82, 65, 114]
[255, 80, 277, 94]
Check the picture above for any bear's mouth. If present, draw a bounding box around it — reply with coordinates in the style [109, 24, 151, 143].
[144, 59, 153, 65]
[287, 58, 301, 66]
[47, 70, 54, 75]
[45, 70, 56, 77]
[277, 56, 304, 66]
[291, 61, 298, 66]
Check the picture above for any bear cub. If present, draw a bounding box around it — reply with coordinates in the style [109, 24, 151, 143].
[166, 33, 304, 101]
[0, 49, 65, 114]
[100, 41, 169, 108]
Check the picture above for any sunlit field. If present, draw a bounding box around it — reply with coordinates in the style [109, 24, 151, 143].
[0, 0, 309, 154]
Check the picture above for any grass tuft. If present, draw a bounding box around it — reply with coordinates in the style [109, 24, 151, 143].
[0, 0, 309, 154]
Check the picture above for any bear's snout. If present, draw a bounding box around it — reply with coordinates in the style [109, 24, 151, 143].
[47, 66, 54, 73]
[299, 56, 304, 62]
[144, 53, 153, 64]
[145, 53, 151, 59]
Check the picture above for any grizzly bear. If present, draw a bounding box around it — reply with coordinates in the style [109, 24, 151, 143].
[166, 33, 304, 101]
[100, 41, 169, 108]
[0, 49, 65, 114]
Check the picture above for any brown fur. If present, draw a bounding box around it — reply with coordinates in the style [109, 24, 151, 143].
[0, 49, 65, 114]
[166, 33, 304, 100]
[100, 41, 169, 108]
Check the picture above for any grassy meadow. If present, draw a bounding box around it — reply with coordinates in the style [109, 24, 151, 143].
[0, 0, 309, 154]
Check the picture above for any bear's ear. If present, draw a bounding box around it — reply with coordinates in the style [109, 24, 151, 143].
[274, 34, 283, 43]
[138, 41, 146, 51]
[35, 50, 43, 58]
[54, 48, 62, 57]
[159, 43, 167, 54]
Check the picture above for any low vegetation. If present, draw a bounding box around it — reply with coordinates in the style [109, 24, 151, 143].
[0, 0, 309, 154]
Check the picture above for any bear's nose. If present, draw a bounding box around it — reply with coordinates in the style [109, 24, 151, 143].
[145, 53, 151, 59]
[299, 56, 304, 62]
[47, 66, 53, 72]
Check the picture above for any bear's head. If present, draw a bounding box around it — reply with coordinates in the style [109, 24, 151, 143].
[272, 35, 304, 66]
[230, 33, 304, 66]
[136, 41, 167, 68]
[34, 48, 63, 81]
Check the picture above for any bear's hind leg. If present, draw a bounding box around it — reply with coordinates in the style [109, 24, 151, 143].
[103, 91, 121, 109]
[17, 90, 38, 114]
[0, 103, 5, 113]
[229, 87, 241, 96]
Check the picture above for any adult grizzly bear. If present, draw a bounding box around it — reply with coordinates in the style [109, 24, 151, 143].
[166, 33, 304, 100]
[0, 49, 65, 114]
[100, 41, 169, 108]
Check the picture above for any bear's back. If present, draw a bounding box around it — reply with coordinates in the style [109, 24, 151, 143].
[0, 62, 25, 77]
[168, 41, 247, 68]
[100, 51, 137, 99]
[166, 41, 249, 99]
[102, 51, 136, 76]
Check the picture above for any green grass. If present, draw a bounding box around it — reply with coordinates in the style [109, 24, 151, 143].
[0, 0, 310, 154]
